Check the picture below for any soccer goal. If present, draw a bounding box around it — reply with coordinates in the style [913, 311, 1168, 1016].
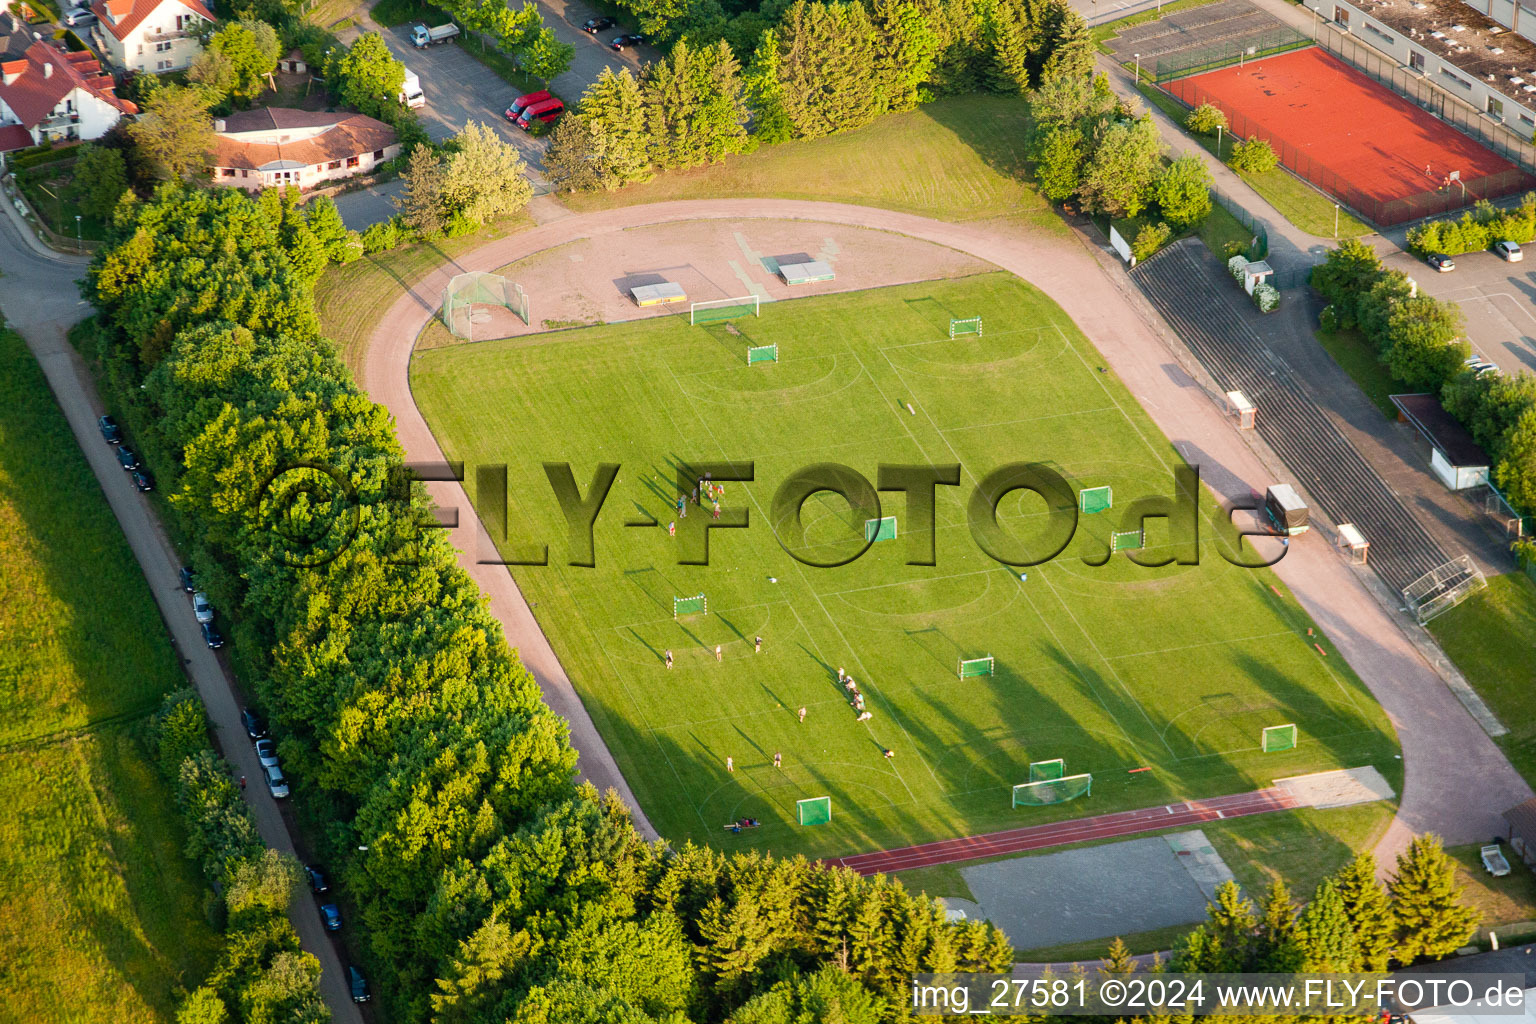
[864, 516, 897, 542]
[950, 317, 983, 338]
[1080, 485, 1113, 515]
[1261, 723, 1298, 753]
[691, 295, 761, 325]
[1012, 773, 1092, 807]
[673, 593, 708, 617]
[1111, 528, 1145, 552]
[747, 343, 778, 365]
[797, 795, 832, 826]
[958, 655, 994, 679]
[442, 271, 530, 339]
[1029, 758, 1065, 783]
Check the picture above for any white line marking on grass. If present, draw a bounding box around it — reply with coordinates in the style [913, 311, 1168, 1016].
[664, 363, 931, 801]
[875, 340, 1157, 758]
[1105, 630, 1298, 660]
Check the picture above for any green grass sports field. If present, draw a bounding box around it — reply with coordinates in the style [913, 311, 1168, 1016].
[410, 272, 1399, 859]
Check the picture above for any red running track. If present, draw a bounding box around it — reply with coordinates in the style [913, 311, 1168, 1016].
[835, 788, 1300, 876]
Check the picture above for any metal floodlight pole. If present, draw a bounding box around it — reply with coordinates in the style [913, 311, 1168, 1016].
[1217, 124, 1224, 160]
[75, 214, 81, 252]
[1334, 203, 1339, 239]
[1134, 52, 1140, 80]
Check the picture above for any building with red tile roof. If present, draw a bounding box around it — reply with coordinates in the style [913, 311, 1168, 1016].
[210, 108, 401, 191]
[89, 0, 210, 75]
[0, 29, 135, 152]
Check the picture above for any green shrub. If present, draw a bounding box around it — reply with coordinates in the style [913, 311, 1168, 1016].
[1229, 138, 1278, 175]
[361, 216, 401, 253]
[1318, 304, 1339, 333]
[1132, 220, 1172, 260]
[1404, 195, 1536, 255]
[1185, 103, 1228, 135]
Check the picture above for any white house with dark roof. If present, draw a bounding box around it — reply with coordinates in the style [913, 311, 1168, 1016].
[89, 0, 211, 74]
[209, 108, 400, 191]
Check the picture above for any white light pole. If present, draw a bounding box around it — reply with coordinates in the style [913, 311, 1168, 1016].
[1333, 203, 1339, 239]
[74, 213, 81, 252]
[1134, 52, 1141, 80]
[1217, 123, 1224, 159]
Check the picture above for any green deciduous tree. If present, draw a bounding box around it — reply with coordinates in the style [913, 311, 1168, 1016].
[1033, 123, 1084, 202]
[1384, 295, 1467, 391]
[522, 27, 576, 84]
[1185, 102, 1228, 134]
[1076, 114, 1161, 218]
[1391, 834, 1480, 963]
[1229, 137, 1278, 174]
[330, 33, 406, 117]
[543, 114, 603, 193]
[128, 85, 214, 181]
[175, 987, 229, 1024]
[441, 121, 535, 225]
[204, 20, 281, 104]
[1154, 154, 1212, 229]
[70, 144, 129, 222]
[1495, 407, 1536, 514]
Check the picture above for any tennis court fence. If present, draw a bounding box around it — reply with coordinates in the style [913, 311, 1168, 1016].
[1151, 25, 1313, 83]
[1161, 74, 1536, 226]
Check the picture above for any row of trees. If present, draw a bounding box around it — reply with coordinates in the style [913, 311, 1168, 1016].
[1404, 194, 1536, 257]
[146, 690, 329, 1024]
[546, 0, 1095, 189]
[83, 182, 1014, 1024]
[1173, 841, 1477, 979]
[1313, 240, 1536, 522]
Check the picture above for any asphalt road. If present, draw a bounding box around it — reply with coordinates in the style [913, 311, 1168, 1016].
[1384, 247, 1536, 378]
[0, 204, 366, 1024]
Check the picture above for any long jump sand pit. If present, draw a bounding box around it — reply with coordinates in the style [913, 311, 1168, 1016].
[417, 218, 992, 348]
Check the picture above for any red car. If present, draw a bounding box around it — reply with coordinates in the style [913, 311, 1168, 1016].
[504, 90, 552, 122]
[517, 97, 564, 129]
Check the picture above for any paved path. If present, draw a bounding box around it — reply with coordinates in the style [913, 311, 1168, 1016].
[360, 198, 1533, 866]
[0, 199, 365, 1024]
[836, 789, 1299, 875]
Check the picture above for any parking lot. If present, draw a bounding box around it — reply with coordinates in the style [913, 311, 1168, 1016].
[1384, 246, 1536, 377]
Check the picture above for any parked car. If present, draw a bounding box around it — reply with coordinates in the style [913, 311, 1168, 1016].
[1496, 240, 1524, 262]
[349, 967, 371, 1003]
[505, 89, 551, 121]
[179, 566, 196, 592]
[1473, 361, 1501, 377]
[516, 97, 563, 130]
[320, 903, 342, 931]
[304, 865, 328, 893]
[98, 415, 121, 444]
[264, 764, 289, 799]
[241, 707, 267, 739]
[1427, 253, 1455, 272]
[581, 15, 615, 32]
[255, 738, 279, 768]
[116, 447, 140, 471]
[192, 590, 214, 623]
[131, 470, 154, 493]
[65, 8, 96, 26]
[200, 620, 224, 649]
[610, 33, 645, 49]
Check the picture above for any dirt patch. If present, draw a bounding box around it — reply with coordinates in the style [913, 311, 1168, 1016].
[417, 218, 994, 346]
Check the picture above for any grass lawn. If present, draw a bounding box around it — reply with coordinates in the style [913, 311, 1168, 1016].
[0, 327, 218, 1019]
[1198, 202, 1259, 261]
[314, 213, 533, 373]
[16, 160, 109, 245]
[1314, 327, 1397, 419]
[562, 95, 1061, 229]
[1447, 842, 1536, 937]
[1428, 572, 1536, 787]
[410, 272, 1399, 863]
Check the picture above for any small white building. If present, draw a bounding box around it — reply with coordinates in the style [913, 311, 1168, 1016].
[209, 108, 400, 192]
[89, 0, 212, 75]
[0, 38, 136, 152]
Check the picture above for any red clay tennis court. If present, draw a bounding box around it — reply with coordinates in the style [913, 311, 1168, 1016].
[1165, 47, 1534, 225]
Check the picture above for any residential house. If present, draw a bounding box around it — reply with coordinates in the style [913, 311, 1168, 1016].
[0, 29, 136, 153]
[209, 108, 400, 191]
[89, 0, 211, 74]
